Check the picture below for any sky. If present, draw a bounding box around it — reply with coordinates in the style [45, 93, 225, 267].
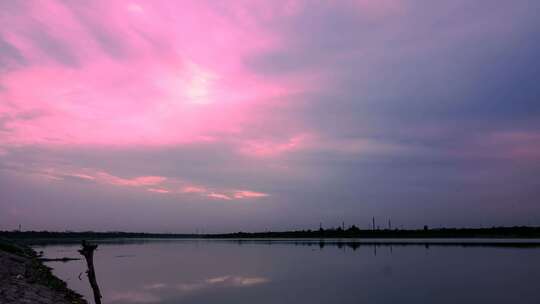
[1, 0, 540, 232]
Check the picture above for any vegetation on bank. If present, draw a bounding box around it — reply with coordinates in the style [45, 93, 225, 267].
[0, 237, 31, 256]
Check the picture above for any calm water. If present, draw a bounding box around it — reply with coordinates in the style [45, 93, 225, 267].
[37, 239, 540, 304]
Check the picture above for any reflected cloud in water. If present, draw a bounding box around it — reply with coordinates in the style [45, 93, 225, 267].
[109, 291, 161, 304]
[142, 283, 167, 290]
[204, 275, 269, 287]
[144, 275, 269, 293]
[131, 275, 269, 303]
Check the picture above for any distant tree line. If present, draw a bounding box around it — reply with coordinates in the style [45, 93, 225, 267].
[2, 225, 540, 244]
[209, 225, 540, 239]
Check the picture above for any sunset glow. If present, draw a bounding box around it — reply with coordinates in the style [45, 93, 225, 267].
[1, 0, 539, 232]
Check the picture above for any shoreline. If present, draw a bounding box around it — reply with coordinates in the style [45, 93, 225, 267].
[3, 226, 540, 243]
[23, 237, 540, 249]
[0, 238, 87, 304]
[3, 227, 540, 247]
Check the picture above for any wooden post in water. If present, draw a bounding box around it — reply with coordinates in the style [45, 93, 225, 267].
[79, 240, 102, 304]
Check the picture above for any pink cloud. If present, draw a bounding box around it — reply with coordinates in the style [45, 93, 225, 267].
[181, 186, 207, 194]
[94, 172, 166, 187]
[28, 167, 166, 188]
[207, 190, 269, 200]
[65, 173, 96, 181]
[207, 193, 233, 200]
[240, 134, 309, 157]
[182, 185, 269, 200]
[147, 188, 170, 194]
[234, 190, 269, 199]
[0, 0, 306, 150]
[34, 172, 65, 181]
[25, 165, 269, 201]
[1, 0, 399, 205]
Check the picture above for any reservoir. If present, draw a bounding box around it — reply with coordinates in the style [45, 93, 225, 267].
[38, 239, 540, 304]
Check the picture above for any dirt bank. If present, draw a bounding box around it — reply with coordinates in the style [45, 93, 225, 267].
[0, 239, 87, 304]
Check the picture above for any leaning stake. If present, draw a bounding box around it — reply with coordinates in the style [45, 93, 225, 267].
[79, 240, 102, 304]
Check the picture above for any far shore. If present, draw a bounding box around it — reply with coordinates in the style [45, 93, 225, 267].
[2, 226, 540, 246]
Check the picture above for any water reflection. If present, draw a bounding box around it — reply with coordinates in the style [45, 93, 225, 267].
[105, 275, 270, 303]
[109, 291, 160, 304]
[144, 275, 269, 292]
[37, 239, 540, 304]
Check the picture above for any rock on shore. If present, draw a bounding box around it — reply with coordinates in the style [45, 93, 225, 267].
[0, 239, 87, 304]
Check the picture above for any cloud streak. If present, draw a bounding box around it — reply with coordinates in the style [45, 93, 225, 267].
[23, 165, 269, 201]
